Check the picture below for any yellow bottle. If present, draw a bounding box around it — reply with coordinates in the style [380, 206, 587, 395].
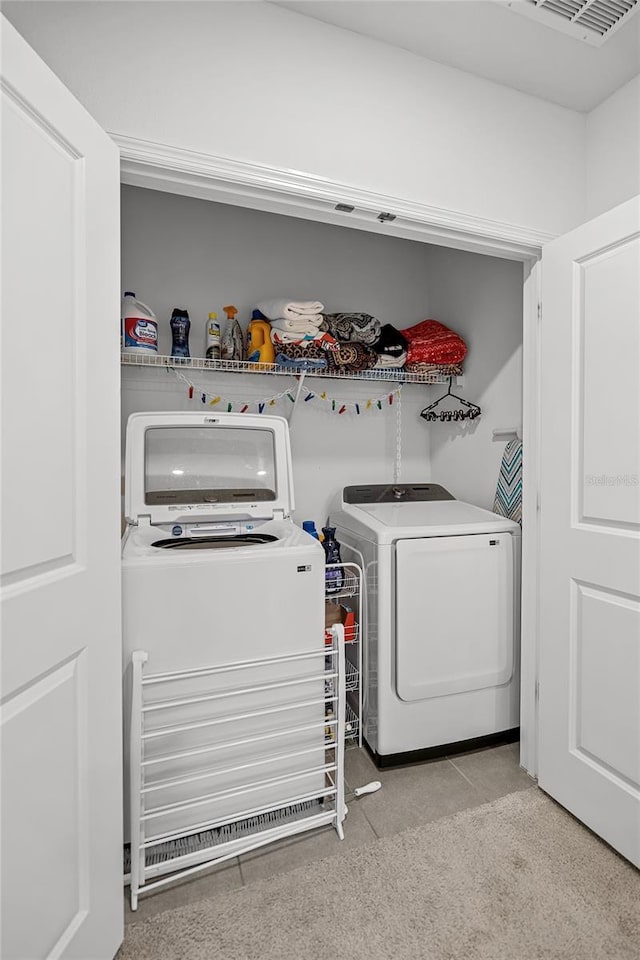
[246, 312, 275, 368]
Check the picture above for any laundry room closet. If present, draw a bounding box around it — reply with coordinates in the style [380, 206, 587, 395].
[120, 184, 524, 527]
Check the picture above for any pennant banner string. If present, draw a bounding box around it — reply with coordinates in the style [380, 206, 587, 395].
[169, 367, 402, 413]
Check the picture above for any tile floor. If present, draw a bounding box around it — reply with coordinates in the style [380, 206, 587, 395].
[125, 740, 535, 923]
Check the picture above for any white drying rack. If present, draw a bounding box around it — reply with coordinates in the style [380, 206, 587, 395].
[128, 629, 346, 910]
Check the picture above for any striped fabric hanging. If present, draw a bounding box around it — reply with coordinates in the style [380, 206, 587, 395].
[493, 439, 523, 525]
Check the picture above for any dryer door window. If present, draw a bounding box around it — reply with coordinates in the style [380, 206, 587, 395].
[395, 533, 514, 701]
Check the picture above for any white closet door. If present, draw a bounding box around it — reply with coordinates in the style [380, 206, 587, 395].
[538, 195, 640, 867]
[1, 18, 123, 959]
[395, 534, 514, 701]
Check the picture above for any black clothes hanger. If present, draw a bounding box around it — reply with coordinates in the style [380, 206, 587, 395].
[420, 378, 481, 423]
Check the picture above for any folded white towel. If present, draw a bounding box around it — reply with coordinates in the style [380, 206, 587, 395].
[270, 316, 323, 333]
[375, 352, 407, 369]
[258, 298, 325, 322]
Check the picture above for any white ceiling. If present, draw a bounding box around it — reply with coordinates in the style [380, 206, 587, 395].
[272, 1, 640, 111]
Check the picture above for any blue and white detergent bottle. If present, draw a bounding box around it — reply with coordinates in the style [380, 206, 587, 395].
[322, 527, 344, 594]
[302, 520, 320, 540]
[121, 292, 158, 355]
[170, 308, 191, 362]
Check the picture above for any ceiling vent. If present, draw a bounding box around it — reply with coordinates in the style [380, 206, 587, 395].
[508, 0, 639, 46]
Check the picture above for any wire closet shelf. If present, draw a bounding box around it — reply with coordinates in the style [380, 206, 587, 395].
[121, 352, 453, 385]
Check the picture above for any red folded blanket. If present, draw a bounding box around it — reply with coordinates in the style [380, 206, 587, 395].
[400, 319, 467, 366]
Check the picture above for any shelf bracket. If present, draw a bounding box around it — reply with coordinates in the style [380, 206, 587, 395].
[287, 372, 306, 427]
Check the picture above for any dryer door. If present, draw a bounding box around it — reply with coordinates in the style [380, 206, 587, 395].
[395, 533, 514, 701]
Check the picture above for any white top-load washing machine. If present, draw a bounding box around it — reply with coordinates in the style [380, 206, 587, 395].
[330, 483, 521, 767]
[122, 412, 325, 841]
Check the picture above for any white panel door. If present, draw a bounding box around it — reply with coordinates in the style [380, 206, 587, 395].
[538, 195, 640, 867]
[0, 18, 123, 959]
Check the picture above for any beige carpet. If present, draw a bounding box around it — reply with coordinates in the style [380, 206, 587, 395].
[119, 790, 640, 960]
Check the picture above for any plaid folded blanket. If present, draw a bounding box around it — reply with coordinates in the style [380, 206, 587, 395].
[405, 362, 463, 377]
[375, 352, 407, 369]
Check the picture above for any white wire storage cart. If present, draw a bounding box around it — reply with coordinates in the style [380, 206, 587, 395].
[127, 628, 346, 909]
[325, 562, 363, 748]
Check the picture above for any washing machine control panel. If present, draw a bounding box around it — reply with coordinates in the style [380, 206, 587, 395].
[343, 483, 455, 504]
[168, 520, 262, 537]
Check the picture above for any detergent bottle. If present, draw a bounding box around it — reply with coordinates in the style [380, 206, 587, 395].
[302, 520, 320, 540]
[121, 292, 159, 356]
[170, 308, 191, 362]
[220, 305, 244, 361]
[322, 527, 344, 594]
[205, 313, 220, 360]
[246, 310, 275, 367]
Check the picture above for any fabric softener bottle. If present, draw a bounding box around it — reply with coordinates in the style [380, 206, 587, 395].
[170, 308, 191, 362]
[322, 527, 344, 594]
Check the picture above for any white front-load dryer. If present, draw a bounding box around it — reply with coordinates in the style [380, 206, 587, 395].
[330, 483, 521, 766]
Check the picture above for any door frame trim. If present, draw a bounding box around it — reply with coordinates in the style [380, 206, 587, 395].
[113, 133, 555, 259]
[114, 131, 544, 776]
[520, 258, 542, 777]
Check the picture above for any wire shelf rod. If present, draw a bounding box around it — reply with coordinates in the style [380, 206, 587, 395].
[142, 694, 336, 741]
[142, 671, 337, 713]
[137, 810, 338, 895]
[121, 351, 451, 385]
[143, 807, 339, 882]
[142, 646, 333, 685]
[142, 719, 336, 768]
[142, 743, 333, 795]
[144, 809, 337, 881]
[143, 764, 336, 821]
[142, 783, 337, 848]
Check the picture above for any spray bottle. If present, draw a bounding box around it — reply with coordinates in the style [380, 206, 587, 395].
[220, 305, 244, 361]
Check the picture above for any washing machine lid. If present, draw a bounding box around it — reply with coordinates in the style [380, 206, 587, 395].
[355, 499, 519, 535]
[334, 484, 519, 542]
[124, 412, 296, 526]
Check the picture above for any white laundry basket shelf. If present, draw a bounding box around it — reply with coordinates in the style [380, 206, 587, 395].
[127, 632, 347, 909]
[324, 562, 363, 747]
[345, 659, 360, 693]
[345, 701, 360, 743]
